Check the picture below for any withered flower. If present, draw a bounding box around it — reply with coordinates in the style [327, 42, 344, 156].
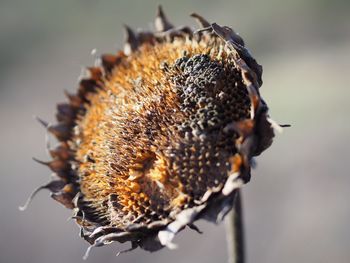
[23, 6, 282, 256]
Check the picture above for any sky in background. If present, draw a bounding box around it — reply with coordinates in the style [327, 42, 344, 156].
[1, 1, 350, 263]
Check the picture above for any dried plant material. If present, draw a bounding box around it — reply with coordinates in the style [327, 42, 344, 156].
[24, 5, 281, 255]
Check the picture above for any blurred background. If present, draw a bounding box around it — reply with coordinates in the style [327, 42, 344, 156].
[1, 0, 350, 262]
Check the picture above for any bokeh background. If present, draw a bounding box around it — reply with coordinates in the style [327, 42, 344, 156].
[1, 0, 350, 262]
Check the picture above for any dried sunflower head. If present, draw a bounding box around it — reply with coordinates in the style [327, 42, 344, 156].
[24, 6, 281, 255]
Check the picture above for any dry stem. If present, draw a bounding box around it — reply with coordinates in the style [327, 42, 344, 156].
[225, 189, 245, 263]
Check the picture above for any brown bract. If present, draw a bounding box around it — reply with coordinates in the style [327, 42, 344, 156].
[24, 5, 279, 256]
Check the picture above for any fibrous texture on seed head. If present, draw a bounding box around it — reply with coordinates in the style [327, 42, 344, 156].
[27, 6, 278, 254]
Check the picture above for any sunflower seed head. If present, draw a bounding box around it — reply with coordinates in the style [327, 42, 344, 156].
[25, 6, 282, 255]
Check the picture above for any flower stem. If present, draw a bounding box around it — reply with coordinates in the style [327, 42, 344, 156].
[225, 189, 245, 263]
